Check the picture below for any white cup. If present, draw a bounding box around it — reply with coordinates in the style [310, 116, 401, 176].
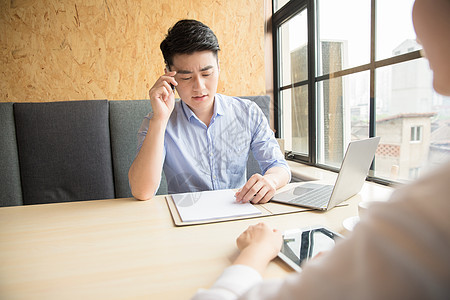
[358, 201, 375, 219]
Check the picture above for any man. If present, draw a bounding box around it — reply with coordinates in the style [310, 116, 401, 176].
[192, 0, 450, 299]
[128, 20, 290, 201]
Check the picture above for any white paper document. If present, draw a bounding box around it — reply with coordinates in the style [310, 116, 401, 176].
[171, 189, 262, 222]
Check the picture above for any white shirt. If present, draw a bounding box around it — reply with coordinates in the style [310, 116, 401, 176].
[192, 161, 450, 299]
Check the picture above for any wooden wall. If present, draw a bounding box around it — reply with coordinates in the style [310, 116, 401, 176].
[0, 0, 266, 102]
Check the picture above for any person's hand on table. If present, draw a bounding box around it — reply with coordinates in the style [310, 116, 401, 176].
[233, 222, 283, 273]
[235, 173, 277, 204]
[236, 222, 282, 254]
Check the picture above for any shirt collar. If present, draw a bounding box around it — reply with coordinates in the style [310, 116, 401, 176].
[180, 94, 226, 123]
[214, 94, 226, 117]
[181, 100, 196, 121]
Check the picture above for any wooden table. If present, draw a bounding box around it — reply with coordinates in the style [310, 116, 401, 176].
[0, 182, 392, 300]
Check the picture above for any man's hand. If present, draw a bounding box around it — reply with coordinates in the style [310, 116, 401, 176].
[235, 167, 290, 204]
[149, 70, 178, 122]
[235, 173, 277, 204]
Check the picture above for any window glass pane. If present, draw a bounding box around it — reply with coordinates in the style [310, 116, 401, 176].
[410, 126, 423, 142]
[411, 127, 417, 141]
[317, 71, 370, 168]
[279, 10, 308, 87]
[281, 85, 309, 155]
[376, 0, 419, 60]
[274, 0, 290, 12]
[375, 58, 450, 182]
[316, 0, 370, 76]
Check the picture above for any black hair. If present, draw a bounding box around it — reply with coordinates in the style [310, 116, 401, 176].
[160, 19, 220, 68]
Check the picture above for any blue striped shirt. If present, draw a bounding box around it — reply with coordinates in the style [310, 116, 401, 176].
[137, 94, 290, 194]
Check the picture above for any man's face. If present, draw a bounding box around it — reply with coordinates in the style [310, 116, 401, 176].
[170, 51, 220, 115]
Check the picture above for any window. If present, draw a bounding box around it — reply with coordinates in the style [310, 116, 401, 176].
[410, 126, 422, 142]
[274, 0, 292, 12]
[273, 0, 450, 183]
[409, 167, 420, 179]
[278, 9, 309, 156]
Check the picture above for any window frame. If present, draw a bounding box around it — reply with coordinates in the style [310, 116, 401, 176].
[272, 0, 423, 184]
[272, 0, 316, 164]
[410, 126, 423, 142]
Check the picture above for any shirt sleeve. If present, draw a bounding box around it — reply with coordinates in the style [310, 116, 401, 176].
[248, 102, 291, 181]
[191, 265, 263, 300]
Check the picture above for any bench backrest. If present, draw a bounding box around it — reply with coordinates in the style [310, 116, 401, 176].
[0, 103, 23, 206]
[0, 96, 270, 206]
[13, 100, 115, 205]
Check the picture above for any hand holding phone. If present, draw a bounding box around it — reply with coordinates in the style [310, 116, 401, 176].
[148, 71, 177, 121]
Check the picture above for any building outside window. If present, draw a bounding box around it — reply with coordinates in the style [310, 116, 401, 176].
[272, 0, 450, 183]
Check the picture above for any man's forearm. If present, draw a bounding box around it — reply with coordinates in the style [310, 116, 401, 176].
[128, 119, 167, 200]
[263, 166, 290, 189]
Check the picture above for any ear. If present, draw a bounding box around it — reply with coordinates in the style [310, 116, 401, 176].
[164, 66, 171, 73]
[217, 59, 220, 73]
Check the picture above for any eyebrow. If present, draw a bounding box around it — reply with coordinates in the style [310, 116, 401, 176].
[175, 65, 214, 75]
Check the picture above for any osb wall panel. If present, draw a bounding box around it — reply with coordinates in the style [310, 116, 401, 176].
[0, 0, 265, 102]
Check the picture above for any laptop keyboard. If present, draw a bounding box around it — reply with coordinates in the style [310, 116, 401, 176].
[289, 185, 334, 208]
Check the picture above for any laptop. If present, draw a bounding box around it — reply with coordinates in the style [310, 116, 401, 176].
[271, 137, 380, 211]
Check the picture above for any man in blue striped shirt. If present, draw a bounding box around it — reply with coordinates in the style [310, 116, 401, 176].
[128, 19, 290, 202]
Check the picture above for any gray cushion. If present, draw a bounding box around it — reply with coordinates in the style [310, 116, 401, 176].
[14, 100, 115, 205]
[239, 96, 271, 179]
[109, 100, 167, 197]
[241, 95, 271, 122]
[0, 103, 23, 206]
